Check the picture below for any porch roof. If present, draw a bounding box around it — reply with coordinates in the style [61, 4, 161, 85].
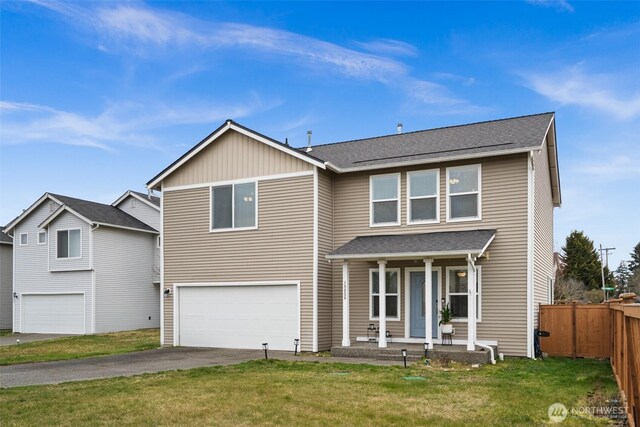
[326, 229, 496, 260]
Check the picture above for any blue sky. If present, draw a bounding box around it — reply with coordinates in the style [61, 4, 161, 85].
[1, 0, 639, 267]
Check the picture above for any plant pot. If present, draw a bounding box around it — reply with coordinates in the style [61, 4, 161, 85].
[441, 323, 453, 334]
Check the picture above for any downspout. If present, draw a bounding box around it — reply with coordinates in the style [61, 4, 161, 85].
[467, 254, 496, 365]
[90, 224, 100, 334]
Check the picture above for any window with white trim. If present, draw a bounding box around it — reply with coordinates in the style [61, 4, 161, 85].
[408, 169, 439, 224]
[370, 173, 400, 226]
[447, 164, 481, 221]
[370, 268, 400, 320]
[38, 230, 47, 245]
[19, 233, 28, 246]
[57, 229, 81, 259]
[446, 267, 481, 321]
[211, 182, 256, 231]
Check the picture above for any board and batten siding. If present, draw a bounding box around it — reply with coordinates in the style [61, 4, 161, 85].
[13, 202, 92, 333]
[164, 130, 313, 188]
[48, 211, 92, 272]
[93, 227, 160, 333]
[331, 154, 529, 356]
[116, 195, 160, 231]
[533, 136, 555, 320]
[163, 175, 315, 350]
[0, 243, 13, 329]
[317, 170, 334, 350]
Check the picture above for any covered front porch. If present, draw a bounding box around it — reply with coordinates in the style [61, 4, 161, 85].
[327, 230, 497, 360]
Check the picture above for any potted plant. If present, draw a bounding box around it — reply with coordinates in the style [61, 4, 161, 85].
[439, 303, 454, 334]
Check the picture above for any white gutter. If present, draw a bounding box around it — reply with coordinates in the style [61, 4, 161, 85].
[466, 253, 496, 365]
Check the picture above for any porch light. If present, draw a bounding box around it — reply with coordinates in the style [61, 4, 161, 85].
[262, 343, 269, 360]
[294, 338, 300, 356]
[457, 271, 467, 278]
[401, 349, 408, 368]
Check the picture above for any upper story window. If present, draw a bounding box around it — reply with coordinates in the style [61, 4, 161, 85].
[211, 181, 257, 231]
[38, 230, 47, 245]
[407, 169, 439, 224]
[370, 173, 400, 227]
[19, 233, 28, 246]
[447, 164, 481, 221]
[57, 229, 81, 259]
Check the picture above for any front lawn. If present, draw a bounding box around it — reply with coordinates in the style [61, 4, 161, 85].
[0, 357, 618, 426]
[0, 329, 159, 365]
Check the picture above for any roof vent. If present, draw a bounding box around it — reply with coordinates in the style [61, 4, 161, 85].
[306, 130, 312, 152]
[397, 123, 403, 134]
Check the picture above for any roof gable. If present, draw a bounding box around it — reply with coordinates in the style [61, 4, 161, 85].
[112, 190, 161, 210]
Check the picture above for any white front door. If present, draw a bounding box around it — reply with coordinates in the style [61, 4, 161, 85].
[22, 293, 85, 334]
[176, 283, 299, 350]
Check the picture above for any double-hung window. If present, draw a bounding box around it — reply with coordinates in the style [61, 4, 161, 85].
[370, 173, 400, 226]
[446, 267, 481, 321]
[57, 229, 81, 259]
[370, 268, 400, 320]
[211, 182, 257, 231]
[447, 164, 481, 221]
[408, 169, 439, 224]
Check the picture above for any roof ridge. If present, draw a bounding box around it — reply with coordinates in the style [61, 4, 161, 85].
[309, 111, 555, 148]
[48, 193, 114, 208]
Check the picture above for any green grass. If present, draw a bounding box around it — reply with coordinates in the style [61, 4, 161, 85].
[0, 329, 159, 365]
[0, 357, 619, 426]
[0, 329, 12, 337]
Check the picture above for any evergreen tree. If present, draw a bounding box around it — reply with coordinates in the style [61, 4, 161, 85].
[628, 242, 640, 273]
[560, 230, 603, 290]
[614, 261, 631, 293]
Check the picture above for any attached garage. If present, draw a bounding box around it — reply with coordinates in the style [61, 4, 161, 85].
[175, 282, 299, 350]
[21, 293, 85, 334]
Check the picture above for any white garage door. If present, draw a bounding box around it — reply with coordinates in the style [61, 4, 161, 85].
[22, 293, 85, 334]
[177, 284, 298, 350]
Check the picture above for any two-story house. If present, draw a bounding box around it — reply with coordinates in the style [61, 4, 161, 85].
[0, 227, 13, 330]
[147, 112, 560, 357]
[5, 191, 161, 334]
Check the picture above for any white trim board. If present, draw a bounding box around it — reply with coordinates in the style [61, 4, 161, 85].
[312, 167, 319, 352]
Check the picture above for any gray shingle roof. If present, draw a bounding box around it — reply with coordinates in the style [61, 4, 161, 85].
[0, 226, 12, 244]
[308, 113, 554, 170]
[49, 194, 157, 232]
[130, 190, 161, 207]
[327, 230, 496, 259]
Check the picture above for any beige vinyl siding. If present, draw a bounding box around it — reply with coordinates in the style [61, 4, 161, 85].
[317, 170, 334, 350]
[0, 243, 12, 329]
[533, 136, 555, 319]
[164, 130, 313, 188]
[331, 154, 529, 356]
[163, 174, 315, 350]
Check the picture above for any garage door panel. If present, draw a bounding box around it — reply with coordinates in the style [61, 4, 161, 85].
[178, 285, 297, 350]
[22, 294, 85, 334]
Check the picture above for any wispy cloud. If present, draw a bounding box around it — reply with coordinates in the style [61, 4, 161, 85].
[522, 64, 640, 119]
[25, 1, 475, 110]
[431, 72, 476, 86]
[0, 97, 277, 150]
[526, 0, 575, 13]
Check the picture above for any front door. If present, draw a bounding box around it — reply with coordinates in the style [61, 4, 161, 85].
[409, 271, 439, 338]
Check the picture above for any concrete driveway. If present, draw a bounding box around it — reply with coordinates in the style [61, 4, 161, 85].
[0, 333, 76, 346]
[0, 347, 401, 388]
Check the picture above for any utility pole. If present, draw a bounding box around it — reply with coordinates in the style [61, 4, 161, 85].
[599, 244, 616, 300]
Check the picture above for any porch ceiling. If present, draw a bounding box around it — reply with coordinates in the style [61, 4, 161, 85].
[326, 229, 496, 261]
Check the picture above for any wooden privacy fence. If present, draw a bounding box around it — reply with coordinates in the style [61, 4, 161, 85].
[539, 301, 640, 427]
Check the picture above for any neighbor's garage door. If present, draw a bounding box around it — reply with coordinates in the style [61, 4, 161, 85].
[22, 293, 85, 334]
[177, 284, 298, 350]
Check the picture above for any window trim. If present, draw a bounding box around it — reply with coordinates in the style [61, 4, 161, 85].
[209, 179, 258, 233]
[446, 164, 482, 222]
[407, 168, 440, 225]
[37, 230, 47, 245]
[445, 266, 482, 322]
[369, 267, 401, 321]
[369, 172, 401, 227]
[56, 228, 83, 260]
[19, 233, 28, 246]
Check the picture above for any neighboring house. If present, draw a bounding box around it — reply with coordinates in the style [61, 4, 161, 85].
[147, 112, 561, 357]
[0, 227, 13, 330]
[4, 191, 161, 334]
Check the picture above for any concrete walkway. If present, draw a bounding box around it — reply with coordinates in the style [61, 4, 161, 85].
[0, 347, 403, 388]
[0, 333, 76, 346]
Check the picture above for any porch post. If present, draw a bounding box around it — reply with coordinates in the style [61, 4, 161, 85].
[378, 260, 387, 348]
[342, 261, 350, 347]
[467, 257, 477, 351]
[424, 258, 433, 349]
